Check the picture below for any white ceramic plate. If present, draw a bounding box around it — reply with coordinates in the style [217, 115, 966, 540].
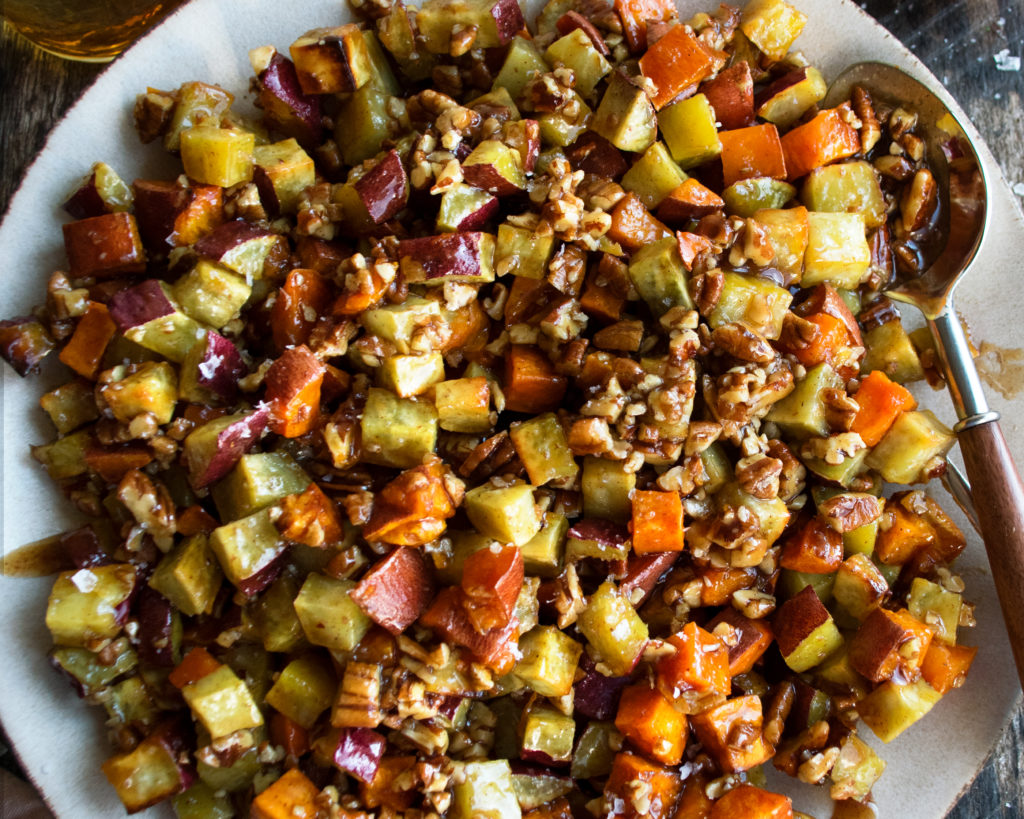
[2, 0, 1022, 816]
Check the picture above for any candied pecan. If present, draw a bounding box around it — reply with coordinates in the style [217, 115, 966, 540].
[116, 469, 176, 550]
[449, 23, 478, 57]
[763, 681, 795, 747]
[852, 85, 881, 155]
[684, 420, 723, 456]
[779, 312, 820, 352]
[712, 322, 776, 363]
[459, 431, 522, 480]
[766, 438, 806, 503]
[798, 746, 841, 785]
[822, 387, 859, 432]
[735, 453, 783, 500]
[773, 720, 830, 777]
[818, 493, 883, 533]
[798, 432, 866, 466]
[692, 269, 725, 316]
[900, 168, 938, 233]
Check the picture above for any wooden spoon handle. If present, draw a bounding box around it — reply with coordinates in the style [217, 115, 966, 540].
[958, 420, 1024, 689]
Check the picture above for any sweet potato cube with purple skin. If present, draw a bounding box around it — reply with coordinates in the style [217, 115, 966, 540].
[179, 331, 246, 405]
[290, 25, 373, 94]
[351, 546, 436, 635]
[655, 178, 725, 223]
[0, 317, 55, 376]
[398, 232, 496, 285]
[193, 220, 280, 282]
[690, 695, 773, 773]
[183, 407, 270, 489]
[62, 212, 146, 278]
[700, 61, 755, 130]
[132, 180, 224, 251]
[253, 51, 324, 147]
[555, 10, 609, 54]
[461, 544, 524, 633]
[333, 728, 387, 783]
[462, 140, 526, 195]
[773, 585, 844, 672]
[64, 162, 133, 220]
[565, 130, 628, 179]
[503, 118, 542, 174]
[755, 66, 827, 128]
[354, 149, 409, 224]
[265, 345, 326, 438]
[848, 606, 933, 683]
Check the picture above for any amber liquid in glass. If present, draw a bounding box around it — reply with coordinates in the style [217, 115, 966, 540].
[1, 0, 187, 62]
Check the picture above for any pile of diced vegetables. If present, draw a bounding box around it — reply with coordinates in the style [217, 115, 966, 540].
[0, 0, 979, 814]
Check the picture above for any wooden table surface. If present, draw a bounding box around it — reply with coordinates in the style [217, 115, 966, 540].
[2, 0, 1023, 816]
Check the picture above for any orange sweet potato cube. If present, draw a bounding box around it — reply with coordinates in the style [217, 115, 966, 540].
[359, 755, 418, 810]
[59, 302, 117, 379]
[252, 768, 321, 819]
[265, 344, 326, 438]
[719, 124, 787, 187]
[706, 608, 774, 677]
[656, 179, 725, 223]
[276, 482, 343, 547]
[350, 546, 435, 635]
[657, 621, 730, 702]
[788, 312, 850, 369]
[503, 344, 568, 413]
[608, 193, 672, 252]
[442, 298, 489, 353]
[694, 565, 755, 607]
[168, 646, 221, 689]
[920, 641, 977, 694]
[85, 444, 154, 484]
[674, 775, 714, 819]
[675, 231, 716, 271]
[362, 460, 459, 546]
[614, 0, 677, 52]
[462, 544, 525, 632]
[419, 587, 520, 674]
[271, 268, 331, 351]
[848, 606, 933, 683]
[689, 695, 772, 773]
[778, 515, 843, 574]
[874, 502, 935, 566]
[640, 24, 717, 109]
[781, 105, 861, 180]
[632, 490, 685, 554]
[133, 180, 224, 249]
[709, 784, 792, 819]
[851, 370, 918, 447]
[62, 212, 146, 278]
[615, 683, 688, 765]
[604, 752, 682, 818]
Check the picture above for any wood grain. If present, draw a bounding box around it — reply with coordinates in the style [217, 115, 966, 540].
[2, 1, 1024, 817]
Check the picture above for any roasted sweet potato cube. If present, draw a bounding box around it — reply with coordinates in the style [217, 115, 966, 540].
[615, 683, 688, 765]
[781, 106, 861, 181]
[0, 317, 55, 376]
[350, 546, 435, 635]
[503, 344, 568, 413]
[419, 587, 519, 673]
[59, 302, 117, 379]
[85, 444, 154, 484]
[689, 695, 772, 773]
[271, 268, 331, 351]
[362, 460, 459, 546]
[709, 784, 792, 819]
[607, 193, 672, 251]
[657, 621, 730, 704]
[631, 490, 685, 554]
[252, 768, 321, 819]
[832, 553, 889, 621]
[920, 641, 977, 694]
[359, 755, 418, 810]
[639, 24, 717, 110]
[604, 752, 682, 819]
[706, 608, 774, 677]
[719, 124, 787, 187]
[132, 180, 223, 250]
[674, 775, 714, 819]
[276, 483, 343, 547]
[694, 565, 756, 606]
[656, 179, 725, 223]
[700, 61, 755, 130]
[62, 212, 146, 278]
[848, 606, 933, 682]
[779, 515, 843, 574]
[614, 0, 677, 52]
[265, 345, 326, 438]
[874, 500, 935, 565]
[773, 585, 843, 672]
[524, 798, 574, 819]
[461, 544, 524, 633]
[290, 25, 372, 94]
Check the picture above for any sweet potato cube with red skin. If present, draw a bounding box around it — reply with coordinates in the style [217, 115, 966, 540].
[781, 105, 861, 181]
[462, 544, 524, 633]
[700, 61, 755, 130]
[615, 683, 688, 765]
[604, 752, 682, 819]
[632, 490, 685, 554]
[420, 587, 520, 674]
[265, 345, 326, 438]
[874, 502, 935, 566]
[556, 10, 609, 54]
[921, 641, 977, 694]
[565, 131, 628, 179]
[709, 784, 793, 819]
[253, 768, 323, 819]
[657, 621, 730, 700]
[59, 302, 116, 379]
[276, 483, 343, 547]
[608, 193, 672, 252]
[354, 149, 409, 224]
[270, 712, 311, 758]
[132, 180, 223, 250]
[849, 606, 933, 683]
[694, 565, 755, 607]
[62, 212, 146, 278]
[271, 268, 332, 351]
[360, 756, 418, 810]
[779, 516, 843, 574]
[851, 370, 918, 447]
[640, 24, 717, 110]
[772, 585, 831, 658]
[689, 695, 772, 773]
[675, 231, 716, 271]
[614, 0, 677, 52]
[707, 608, 775, 677]
[85, 444, 154, 483]
[656, 180, 725, 224]
[620, 551, 679, 607]
[351, 546, 436, 635]
[503, 344, 568, 413]
[255, 53, 324, 148]
[719, 124, 787, 187]
[362, 460, 459, 546]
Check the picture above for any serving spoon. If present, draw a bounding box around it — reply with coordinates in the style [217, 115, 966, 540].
[827, 63, 1024, 688]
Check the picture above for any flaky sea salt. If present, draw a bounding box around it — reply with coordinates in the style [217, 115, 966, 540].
[994, 48, 1021, 71]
